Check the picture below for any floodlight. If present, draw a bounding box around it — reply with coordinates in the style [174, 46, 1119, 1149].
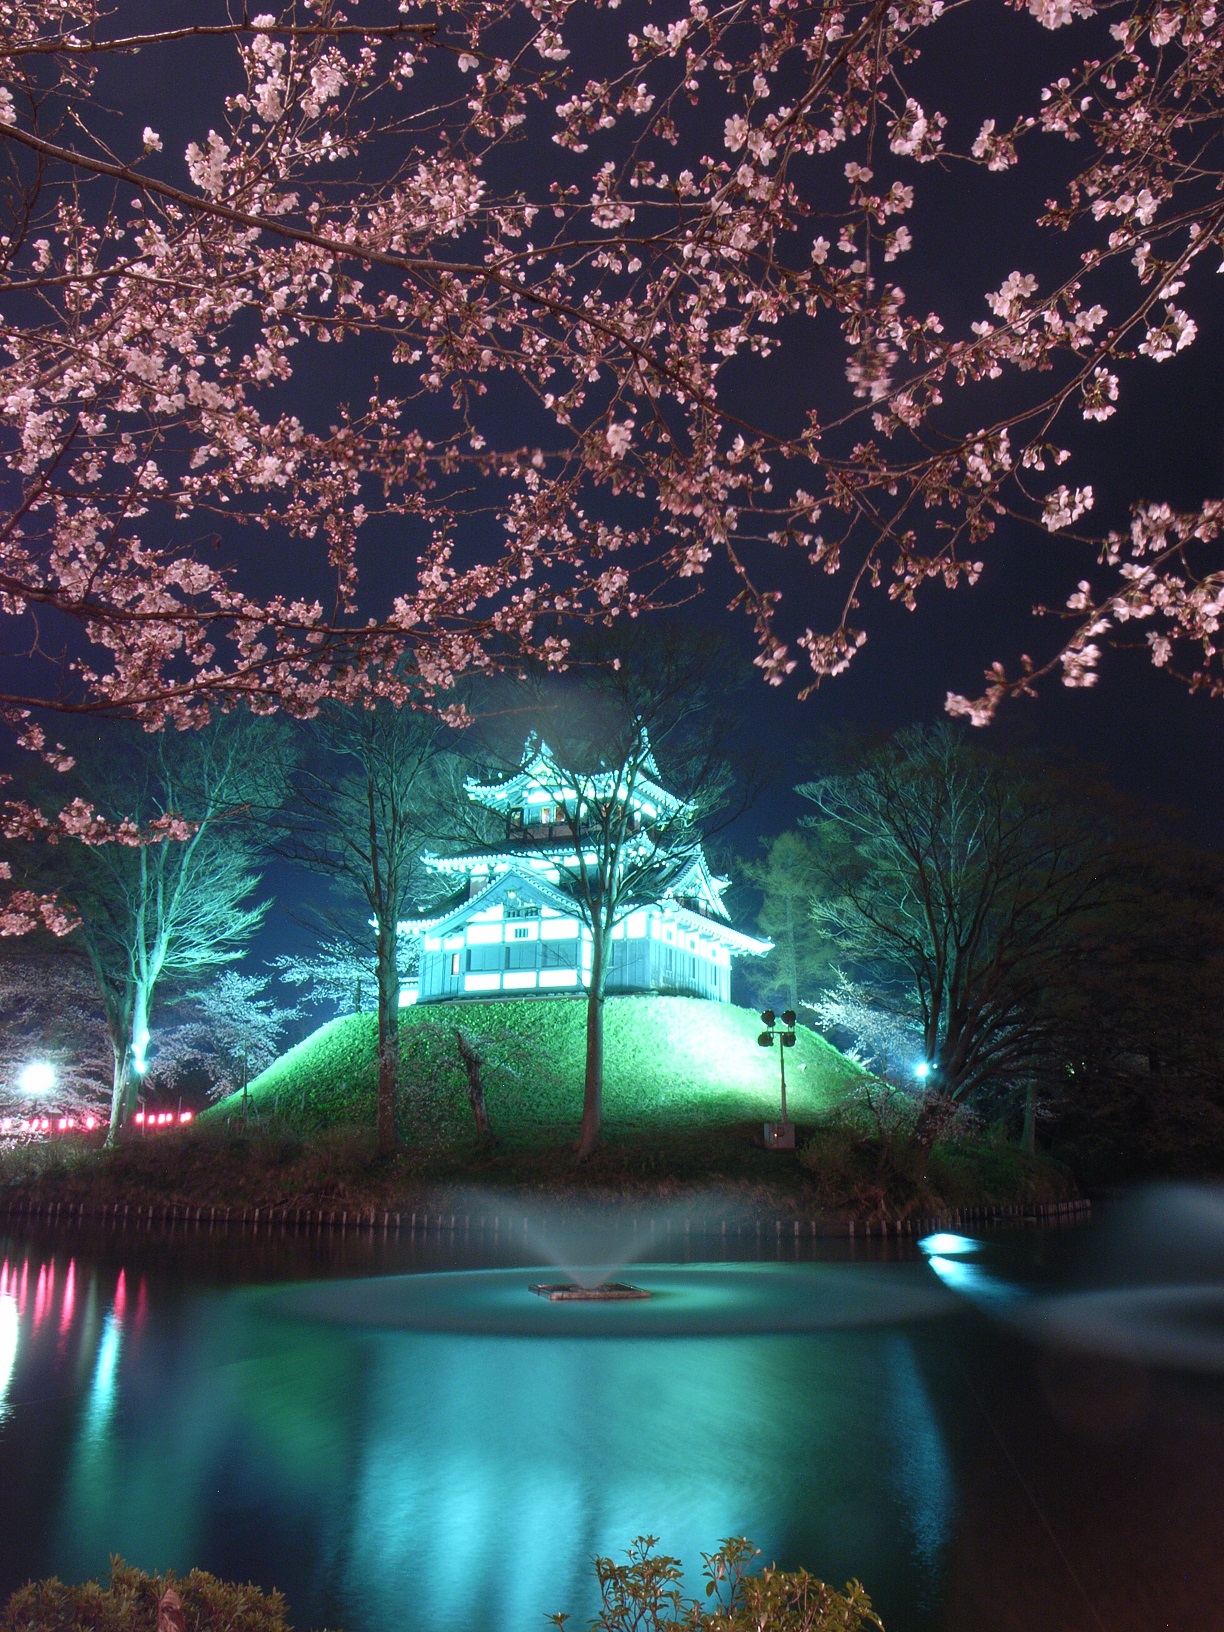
[18, 1061, 55, 1095]
[781, 1010, 796, 1027]
[919, 1233, 976, 1257]
[913, 1061, 931, 1080]
[760, 1009, 775, 1027]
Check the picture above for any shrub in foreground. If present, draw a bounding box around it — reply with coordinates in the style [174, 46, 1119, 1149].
[551, 1536, 883, 1632]
[3, 1541, 881, 1632]
[0, 1559, 333, 1632]
[798, 1079, 1072, 1219]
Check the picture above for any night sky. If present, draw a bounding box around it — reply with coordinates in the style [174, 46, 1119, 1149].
[7, 0, 1224, 962]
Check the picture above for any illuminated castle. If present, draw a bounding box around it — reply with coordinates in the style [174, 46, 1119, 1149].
[402, 736, 770, 1005]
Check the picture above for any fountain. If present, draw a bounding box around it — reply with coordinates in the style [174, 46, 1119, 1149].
[260, 1193, 959, 1336]
[529, 1280, 651, 1301]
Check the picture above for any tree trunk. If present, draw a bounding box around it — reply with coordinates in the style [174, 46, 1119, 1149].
[576, 929, 606, 1161]
[1021, 1079, 1037, 1155]
[453, 1029, 494, 1139]
[104, 988, 140, 1144]
[784, 891, 798, 1015]
[106, 1043, 133, 1144]
[375, 921, 401, 1156]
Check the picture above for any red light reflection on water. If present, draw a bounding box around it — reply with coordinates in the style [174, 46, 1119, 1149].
[112, 1268, 126, 1323]
[60, 1260, 76, 1334]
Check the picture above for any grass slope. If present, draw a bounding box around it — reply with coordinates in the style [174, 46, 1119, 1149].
[213, 996, 860, 1145]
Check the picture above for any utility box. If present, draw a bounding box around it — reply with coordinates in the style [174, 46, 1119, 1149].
[763, 1121, 796, 1151]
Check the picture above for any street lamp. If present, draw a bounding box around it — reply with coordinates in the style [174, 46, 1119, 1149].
[18, 1061, 55, 1096]
[757, 1009, 797, 1150]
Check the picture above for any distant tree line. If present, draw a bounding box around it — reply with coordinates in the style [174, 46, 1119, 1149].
[744, 725, 1224, 1182]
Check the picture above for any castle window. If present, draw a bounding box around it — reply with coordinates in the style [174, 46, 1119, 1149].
[512, 926, 531, 940]
[450, 952, 461, 976]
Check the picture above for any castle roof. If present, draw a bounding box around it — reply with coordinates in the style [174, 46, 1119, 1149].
[463, 732, 686, 821]
[399, 864, 770, 955]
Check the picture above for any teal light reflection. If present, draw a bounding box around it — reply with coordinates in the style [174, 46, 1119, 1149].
[0, 1296, 18, 1423]
[41, 1265, 959, 1632]
[918, 1234, 977, 1257]
[924, 1256, 1022, 1305]
[82, 1312, 123, 1443]
[885, 1335, 954, 1569]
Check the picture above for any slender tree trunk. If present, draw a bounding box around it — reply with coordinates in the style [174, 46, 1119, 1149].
[107, 1043, 131, 1144]
[784, 891, 798, 1015]
[1021, 1079, 1037, 1155]
[576, 928, 607, 1161]
[375, 919, 401, 1156]
[104, 988, 139, 1144]
[453, 1029, 494, 1139]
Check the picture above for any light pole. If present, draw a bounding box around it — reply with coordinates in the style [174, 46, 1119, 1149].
[757, 1009, 797, 1150]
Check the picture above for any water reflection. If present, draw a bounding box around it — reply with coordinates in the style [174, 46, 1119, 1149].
[1, 1205, 1221, 1632]
[0, 1236, 958, 1632]
[0, 1296, 17, 1422]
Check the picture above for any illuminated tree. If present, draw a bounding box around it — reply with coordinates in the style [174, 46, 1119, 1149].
[271, 939, 381, 1017]
[275, 703, 456, 1154]
[23, 719, 278, 1139]
[806, 972, 925, 1081]
[148, 972, 301, 1105]
[743, 831, 835, 1015]
[798, 726, 1117, 1116]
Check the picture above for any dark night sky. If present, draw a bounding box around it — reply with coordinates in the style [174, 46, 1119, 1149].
[8, 1, 1224, 969]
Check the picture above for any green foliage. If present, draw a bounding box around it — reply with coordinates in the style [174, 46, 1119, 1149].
[4, 1544, 880, 1632]
[0, 1558, 335, 1632]
[208, 998, 861, 1145]
[799, 1085, 1073, 1219]
[548, 1537, 882, 1632]
[740, 831, 836, 1013]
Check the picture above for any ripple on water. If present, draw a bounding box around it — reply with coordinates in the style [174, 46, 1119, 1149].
[259, 1261, 959, 1338]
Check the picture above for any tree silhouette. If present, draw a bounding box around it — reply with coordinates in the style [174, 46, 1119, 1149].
[799, 726, 1118, 1119]
[276, 703, 457, 1154]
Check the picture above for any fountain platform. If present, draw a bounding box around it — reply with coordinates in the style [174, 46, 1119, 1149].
[529, 1282, 652, 1302]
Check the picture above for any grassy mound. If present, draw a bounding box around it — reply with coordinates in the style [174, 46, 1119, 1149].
[211, 996, 860, 1145]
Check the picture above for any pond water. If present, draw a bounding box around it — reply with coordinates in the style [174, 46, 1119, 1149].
[1, 1192, 1223, 1632]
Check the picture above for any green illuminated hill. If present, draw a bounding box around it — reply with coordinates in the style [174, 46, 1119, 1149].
[212, 997, 860, 1145]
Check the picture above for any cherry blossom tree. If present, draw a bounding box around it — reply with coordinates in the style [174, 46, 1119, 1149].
[0, 941, 110, 1131]
[147, 971, 300, 1105]
[271, 938, 382, 1017]
[0, 0, 1218, 851]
